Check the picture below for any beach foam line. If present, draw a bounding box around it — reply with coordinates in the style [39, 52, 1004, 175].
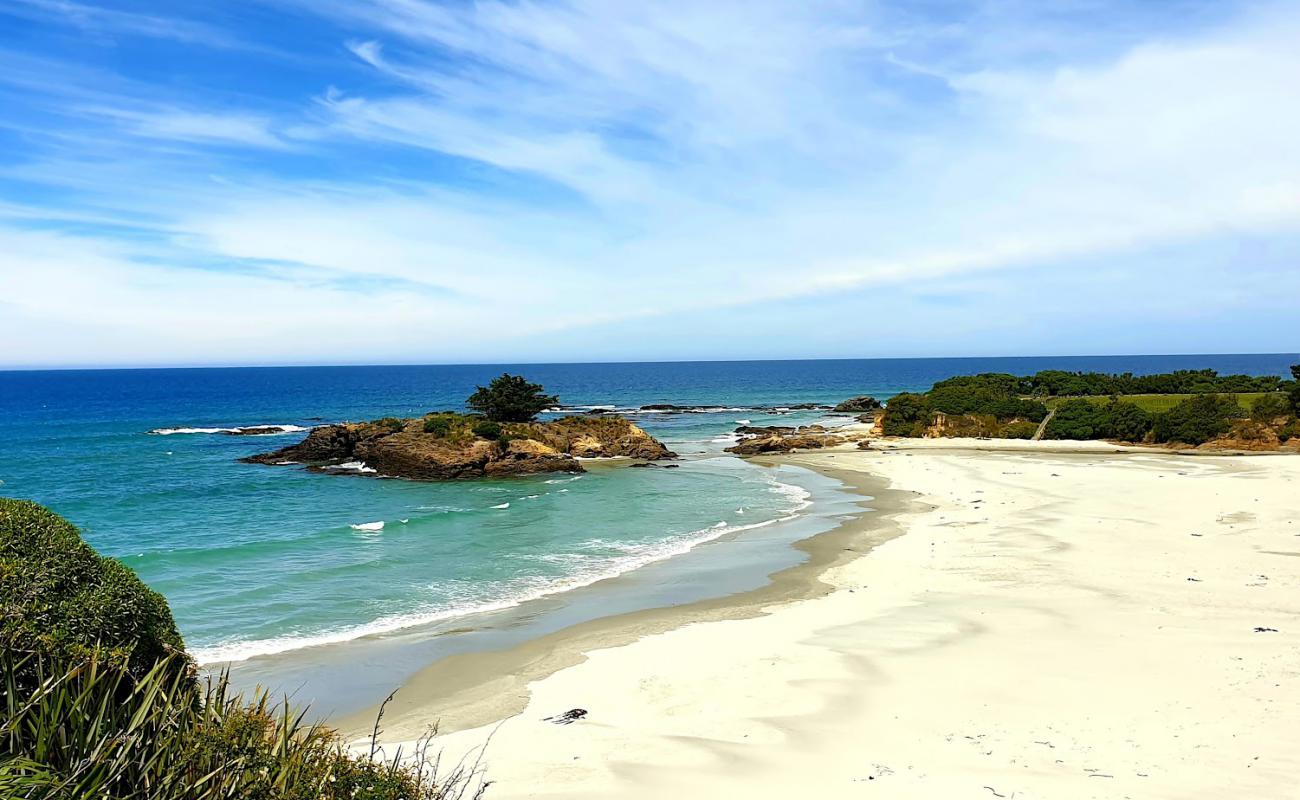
[190, 475, 818, 666]
[350, 521, 384, 532]
[147, 424, 310, 436]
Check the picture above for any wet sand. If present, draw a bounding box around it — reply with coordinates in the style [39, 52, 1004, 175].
[368, 441, 1300, 798]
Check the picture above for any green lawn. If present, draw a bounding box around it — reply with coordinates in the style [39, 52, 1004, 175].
[1042, 392, 1276, 413]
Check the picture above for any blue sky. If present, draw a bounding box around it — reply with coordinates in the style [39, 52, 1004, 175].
[1, 0, 1297, 367]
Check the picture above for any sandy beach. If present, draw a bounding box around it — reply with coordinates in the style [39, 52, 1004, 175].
[373, 440, 1300, 799]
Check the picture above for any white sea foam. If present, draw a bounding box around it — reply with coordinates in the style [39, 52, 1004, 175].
[350, 521, 384, 531]
[735, 419, 751, 425]
[190, 470, 822, 666]
[324, 461, 376, 474]
[148, 424, 309, 436]
[191, 505, 807, 665]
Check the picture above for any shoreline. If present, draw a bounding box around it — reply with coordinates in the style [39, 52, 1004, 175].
[338, 454, 915, 739]
[344, 437, 1291, 740]
[372, 441, 1300, 798]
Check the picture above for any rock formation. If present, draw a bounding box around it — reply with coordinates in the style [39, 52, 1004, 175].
[243, 415, 674, 480]
[832, 395, 882, 412]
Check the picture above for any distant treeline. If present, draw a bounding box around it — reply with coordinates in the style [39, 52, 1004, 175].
[1020, 368, 1289, 396]
[882, 366, 1300, 446]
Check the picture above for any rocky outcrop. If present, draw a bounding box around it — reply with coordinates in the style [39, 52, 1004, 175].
[219, 425, 304, 436]
[243, 415, 674, 480]
[725, 423, 865, 455]
[832, 395, 881, 412]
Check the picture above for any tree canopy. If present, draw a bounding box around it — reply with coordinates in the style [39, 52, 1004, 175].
[466, 374, 559, 422]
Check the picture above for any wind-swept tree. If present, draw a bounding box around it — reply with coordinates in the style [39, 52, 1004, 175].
[466, 374, 559, 422]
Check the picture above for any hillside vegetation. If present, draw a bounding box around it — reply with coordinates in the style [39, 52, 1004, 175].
[881, 367, 1299, 447]
[0, 499, 484, 800]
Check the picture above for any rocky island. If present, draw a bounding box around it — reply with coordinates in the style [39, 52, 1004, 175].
[243, 374, 675, 480]
[244, 414, 674, 479]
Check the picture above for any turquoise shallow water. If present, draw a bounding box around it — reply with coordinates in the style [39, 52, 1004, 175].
[1, 355, 1294, 670]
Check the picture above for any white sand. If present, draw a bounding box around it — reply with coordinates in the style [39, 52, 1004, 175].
[387, 443, 1300, 799]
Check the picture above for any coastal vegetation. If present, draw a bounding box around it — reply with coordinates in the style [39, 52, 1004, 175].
[879, 366, 1300, 448]
[1019, 368, 1287, 396]
[466, 374, 558, 422]
[0, 499, 483, 799]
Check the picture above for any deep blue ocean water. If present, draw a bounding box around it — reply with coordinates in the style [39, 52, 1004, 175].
[2, 354, 1295, 666]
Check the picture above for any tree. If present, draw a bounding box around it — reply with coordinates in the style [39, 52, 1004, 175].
[1292, 364, 1300, 381]
[1107, 400, 1154, 442]
[1250, 393, 1292, 422]
[1151, 394, 1245, 445]
[466, 374, 559, 422]
[881, 392, 931, 436]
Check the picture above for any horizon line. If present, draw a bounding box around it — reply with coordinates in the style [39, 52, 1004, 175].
[3, 351, 1297, 374]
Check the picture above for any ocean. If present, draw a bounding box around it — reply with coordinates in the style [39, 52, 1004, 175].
[1, 354, 1294, 710]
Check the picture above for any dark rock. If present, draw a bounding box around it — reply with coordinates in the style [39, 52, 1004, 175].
[833, 395, 882, 412]
[219, 425, 302, 436]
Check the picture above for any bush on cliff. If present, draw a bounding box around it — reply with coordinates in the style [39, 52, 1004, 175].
[1151, 394, 1245, 445]
[472, 420, 503, 440]
[1107, 401, 1154, 442]
[1250, 393, 1292, 422]
[423, 415, 453, 436]
[1, 498, 185, 686]
[466, 374, 558, 422]
[925, 374, 1048, 422]
[1042, 399, 1152, 442]
[881, 393, 931, 436]
[1000, 421, 1040, 439]
[0, 499, 484, 800]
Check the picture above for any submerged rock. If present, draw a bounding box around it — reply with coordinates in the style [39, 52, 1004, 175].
[243, 415, 675, 480]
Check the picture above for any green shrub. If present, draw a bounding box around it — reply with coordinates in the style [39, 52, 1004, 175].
[1107, 401, 1154, 442]
[881, 393, 930, 436]
[1250, 393, 1292, 421]
[466, 374, 558, 422]
[472, 420, 503, 440]
[1043, 398, 1110, 440]
[1042, 399, 1153, 442]
[1279, 419, 1300, 442]
[423, 416, 453, 436]
[1151, 394, 1245, 445]
[0, 500, 484, 800]
[376, 417, 405, 433]
[1, 498, 185, 686]
[1, 651, 479, 800]
[926, 374, 1048, 422]
[1000, 421, 1040, 439]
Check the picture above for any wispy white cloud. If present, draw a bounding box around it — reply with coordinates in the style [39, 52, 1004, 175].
[2, 0, 1299, 366]
[2, 0, 244, 48]
[83, 107, 289, 149]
